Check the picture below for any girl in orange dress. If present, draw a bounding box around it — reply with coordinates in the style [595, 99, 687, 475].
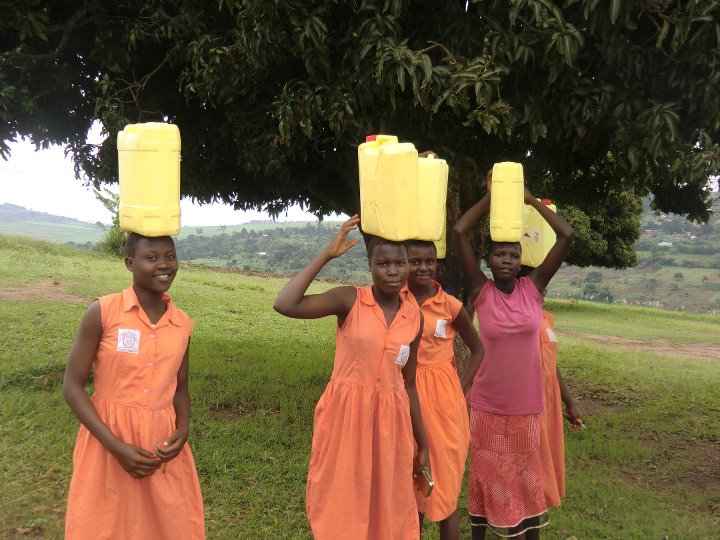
[273, 215, 430, 540]
[404, 240, 484, 540]
[62, 233, 205, 540]
[538, 308, 582, 508]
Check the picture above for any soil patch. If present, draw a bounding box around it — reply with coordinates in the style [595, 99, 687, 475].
[0, 278, 88, 303]
[558, 329, 720, 361]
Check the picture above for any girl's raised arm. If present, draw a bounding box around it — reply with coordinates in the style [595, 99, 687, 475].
[452, 185, 490, 302]
[525, 189, 575, 292]
[273, 215, 360, 321]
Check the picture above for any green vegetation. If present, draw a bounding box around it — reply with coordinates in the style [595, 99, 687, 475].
[1, 234, 718, 539]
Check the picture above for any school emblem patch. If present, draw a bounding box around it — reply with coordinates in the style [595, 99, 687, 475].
[117, 328, 141, 354]
[395, 344, 410, 367]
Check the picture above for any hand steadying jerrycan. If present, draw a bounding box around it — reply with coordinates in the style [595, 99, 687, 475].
[118, 122, 181, 236]
[521, 199, 557, 267]
[358, 135, 448, 252]
[489, 161, 524, 242]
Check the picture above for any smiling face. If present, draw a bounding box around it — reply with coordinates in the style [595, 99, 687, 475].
[368, 242, 409, 296]
[125, 235, 178, 294]
[487, 241, 522, 282]
[406, 242, 437, 288]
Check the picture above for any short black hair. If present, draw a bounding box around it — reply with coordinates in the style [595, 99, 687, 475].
[363, 233, 407, 260]
[404, 239, 437, 255]
[485, 240, 521, 262]
[125, 232, 174, 257]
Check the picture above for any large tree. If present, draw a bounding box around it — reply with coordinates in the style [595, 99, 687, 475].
[2, 0, 719, 268]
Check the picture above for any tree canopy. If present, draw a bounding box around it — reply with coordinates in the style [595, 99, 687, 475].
[2, 0, 719, 268]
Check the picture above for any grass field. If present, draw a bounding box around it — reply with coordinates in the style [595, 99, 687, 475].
[0, 234, 719, 539]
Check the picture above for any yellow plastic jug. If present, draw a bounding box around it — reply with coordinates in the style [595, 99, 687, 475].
[118, 122, 181, 236]
[418, 153, 448, 243]
[358, 135, 448, 243]
[434, 216, 447, 259]
[359, 135, 418, 241]
[521, 199, 557, 267]
[489, 162, 524, 242]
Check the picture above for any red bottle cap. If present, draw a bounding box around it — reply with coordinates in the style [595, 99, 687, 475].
[365, 134, 377, 142]
[541, 198, 553, 205]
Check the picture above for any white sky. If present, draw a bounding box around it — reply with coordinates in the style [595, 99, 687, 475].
[0, 124, 342, 226]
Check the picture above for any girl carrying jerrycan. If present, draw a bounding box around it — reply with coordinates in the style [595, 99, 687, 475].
[453, 168, 574, 539]
[403, 239, 485, 540]
[273, 215, 430, 540]
[62, 233, 204, 540]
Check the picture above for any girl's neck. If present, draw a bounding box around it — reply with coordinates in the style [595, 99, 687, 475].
[132, 285, 168, 324]
[493, 277, 516, 295]
[409, 281, 437, 306]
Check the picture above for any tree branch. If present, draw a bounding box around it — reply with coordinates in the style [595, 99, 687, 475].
[1, 5, 91, 63]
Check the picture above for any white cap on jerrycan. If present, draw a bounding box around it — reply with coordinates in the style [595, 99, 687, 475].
[358, 135, 418, 241]
[521, 198, 557, 267]
[489, 162, 524, 242]
[118, 122, 181, 237]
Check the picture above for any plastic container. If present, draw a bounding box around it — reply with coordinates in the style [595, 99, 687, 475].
[521, 199, 557, 267]
[358, 135, 448, 243]
[118, 122, 181, 236]
[417, 153, 448, 242]
[489, 162, 524, 242]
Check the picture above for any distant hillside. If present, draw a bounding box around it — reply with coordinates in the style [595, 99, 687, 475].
[2, 195, 719, 313]
[0, 203, 103, 244]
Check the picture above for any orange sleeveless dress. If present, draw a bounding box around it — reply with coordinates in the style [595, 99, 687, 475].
[65, 287, 205, 540]
[405, 283, 470, 521]
[538, 310, 565, 507]
[305, 286, 421, 540]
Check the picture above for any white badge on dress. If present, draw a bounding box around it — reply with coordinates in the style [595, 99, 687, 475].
[434, 319, 448, 338]
[395, 344, 410, 367]
[117, 328, 141, 354]
[545, 328, 558, 342]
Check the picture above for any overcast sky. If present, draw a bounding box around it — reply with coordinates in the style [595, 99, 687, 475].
[0, 125, 339, 226]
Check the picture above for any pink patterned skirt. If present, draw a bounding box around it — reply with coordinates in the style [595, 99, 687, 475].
[468, 409, 548, 537]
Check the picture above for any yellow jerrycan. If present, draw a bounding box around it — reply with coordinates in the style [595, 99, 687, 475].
[417, 152, 448, 244]
[489, 162, 524, 242]
[521, 199, 557, 267]
[358, 135, 448, 243]
[359, 135, 418, 241]
[118, 122, 181, 236]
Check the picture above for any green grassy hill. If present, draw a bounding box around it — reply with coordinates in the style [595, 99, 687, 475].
[1, 234, 718, 539]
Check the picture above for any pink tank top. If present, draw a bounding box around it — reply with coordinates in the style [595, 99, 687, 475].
[466, 276, 544, 414]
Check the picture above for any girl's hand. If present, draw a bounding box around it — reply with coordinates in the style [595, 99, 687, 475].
[414, 446, 431, 475]
[110, 441, 162, 478]
[564, 404, 584, 429]
[322, 215, 360, 260]
[524, 186, 535, 204]
[485, 169, 493, 195]
[156, 429, 189, 463]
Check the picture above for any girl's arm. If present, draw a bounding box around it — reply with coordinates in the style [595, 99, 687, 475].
[273, 215, 360, 321]
[452, 174, 491, 302]
[62, 301, 161, 478]
[453, 308, 485, 395]
[156, 341, 191, 462]
[525, 188, 575, 292]
[403, 314, 430, 472]
[557, 365, 582, 427]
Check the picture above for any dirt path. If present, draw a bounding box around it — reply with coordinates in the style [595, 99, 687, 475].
[0, 278, 88, 303]
[557, 329, 720, 361]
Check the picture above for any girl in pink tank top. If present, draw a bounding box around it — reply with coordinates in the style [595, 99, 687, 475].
[453, 172, 574, 540]
[274, 215, 430, 540]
